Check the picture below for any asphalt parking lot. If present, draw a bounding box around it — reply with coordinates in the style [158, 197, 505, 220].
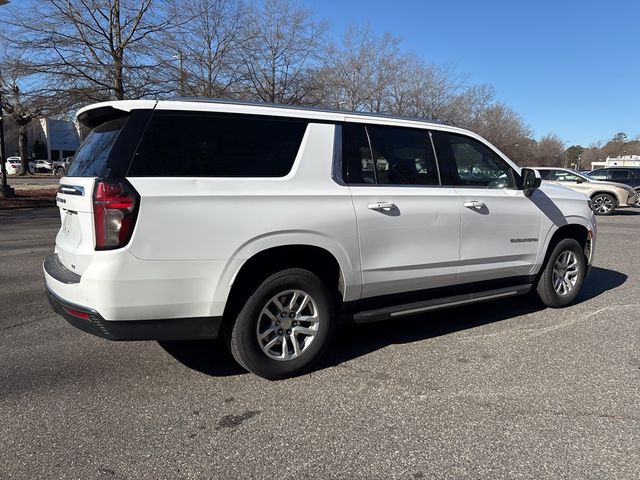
[1, 206, 639, 479]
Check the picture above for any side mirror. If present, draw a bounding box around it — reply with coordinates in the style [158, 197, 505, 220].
[521, 168, 542, 197]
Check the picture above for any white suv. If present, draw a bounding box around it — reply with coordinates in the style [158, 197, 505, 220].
[44, 99, 596, 379]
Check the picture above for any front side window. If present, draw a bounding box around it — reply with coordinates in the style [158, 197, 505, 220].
[589, 169, 608, 180]
[341, 123, 438, 186]
[552, 170, 583, 182]
[432, 131, 516, 188]
[129, 112, 307, 177]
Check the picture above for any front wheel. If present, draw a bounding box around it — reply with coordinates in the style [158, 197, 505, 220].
[228, 268, 335, 380]
[54, 167, 64, 176]
[536, 238, 586, 308]
[634, 191, 640, 207]
[591, 193, 616, 215]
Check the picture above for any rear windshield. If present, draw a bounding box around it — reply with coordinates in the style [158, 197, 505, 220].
[66, 116, 127, 177]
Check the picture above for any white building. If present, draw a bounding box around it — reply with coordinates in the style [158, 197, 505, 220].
[589, 155, 640, 170]
[4, 117, 80, 161]
[604, 155, 640, 167]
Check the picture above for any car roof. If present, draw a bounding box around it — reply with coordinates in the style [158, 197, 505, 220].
[75, 98, 524, 175]
[76, 98, 476, 137]
[596, 166, 640, 169]
[532, 167, 571, 170]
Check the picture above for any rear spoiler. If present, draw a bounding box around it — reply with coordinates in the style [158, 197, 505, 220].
[78, 106, 130, 129]
[77, 100, 158, 129]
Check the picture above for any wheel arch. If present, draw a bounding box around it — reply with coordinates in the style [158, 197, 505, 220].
[590, 190, 620, 206]
[537, 222, 591, 281]
[218, 241, 355, 322]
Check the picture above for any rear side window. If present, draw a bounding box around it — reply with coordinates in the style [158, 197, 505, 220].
[341, 123, 439, 186]
[368, 125, 439, 186]
[67, 116, 127, 177]
[342, 124, 375, 184]
[128, 112, 308, 177]
[608, 169, 629, 181]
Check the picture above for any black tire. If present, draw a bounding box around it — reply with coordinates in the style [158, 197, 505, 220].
[591, 193, 616, 215]
[634, 191, 640, 207]
[55, 167, 64, 176]
[536, 238, 586, 308]
[228, 268, 335, 380]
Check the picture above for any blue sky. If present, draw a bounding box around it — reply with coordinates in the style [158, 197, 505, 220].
[302, 0, 639, 147]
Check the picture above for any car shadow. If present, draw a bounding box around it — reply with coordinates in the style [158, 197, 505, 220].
[318, 266, 626, 372]
[614, 209, 640, 216]
[157, 338, 246, 377]
[574, 265, 627, 303]
[158, 266, 626, 378]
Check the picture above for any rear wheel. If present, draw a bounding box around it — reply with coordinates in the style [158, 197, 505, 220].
[536, 238, 586, 308]
[591, 193, 616, 215]
[634, 191, 640, 207]
[54, 167, 64, 176]
[228, 268, 335, 380]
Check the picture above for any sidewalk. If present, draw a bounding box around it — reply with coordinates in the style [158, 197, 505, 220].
[0, 183, 57, 209]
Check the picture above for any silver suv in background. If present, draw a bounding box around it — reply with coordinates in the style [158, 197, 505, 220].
[53, 156, 74, 176]
[536, 167, 637, 215]
[588, 167, 640, 207]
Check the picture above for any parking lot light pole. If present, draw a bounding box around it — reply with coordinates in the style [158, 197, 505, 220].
[0, 0, 14, 198]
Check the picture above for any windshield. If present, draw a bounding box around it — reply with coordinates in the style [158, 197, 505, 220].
[540, 169, 592, 182]
[570, 170, 593, 181]
[66, 116, 127, 177]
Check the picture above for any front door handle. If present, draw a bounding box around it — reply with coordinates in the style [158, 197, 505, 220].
[368, 202, 397, 211]
[463, 200, 486, 210]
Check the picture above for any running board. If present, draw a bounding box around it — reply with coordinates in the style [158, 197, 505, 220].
[352, 284, 532, 323]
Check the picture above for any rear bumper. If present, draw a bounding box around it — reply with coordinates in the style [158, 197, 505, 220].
[47, 287, 221, 341]
[44, 253, 222, 341]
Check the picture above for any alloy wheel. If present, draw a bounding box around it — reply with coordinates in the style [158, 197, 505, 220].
[256, 289, 320, 361]
[552, 250, 580, 296]
[592, 195, 614, 214]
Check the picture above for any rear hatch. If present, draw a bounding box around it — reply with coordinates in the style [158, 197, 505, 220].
[55, 105, 153, 276]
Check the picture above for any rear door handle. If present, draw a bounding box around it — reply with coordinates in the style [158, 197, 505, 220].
[368, 202, 397, 211]
[463, 200, 485, 210]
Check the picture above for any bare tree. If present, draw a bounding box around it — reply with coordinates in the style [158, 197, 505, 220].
[450, 84, 498, 128]
[320, 27, 406, 112]
[238, 0, 328, 104]
[0, 55, 59, 175]
[386, 60, 467, 122]
[1, 87, 42, 175]
[162, 0, 246, 98]
[580, 145, 603, 168]
[3, 0, 173, 109]
[531, 134, 565, 167]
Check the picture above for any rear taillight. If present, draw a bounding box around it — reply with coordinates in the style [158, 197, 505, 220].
[93, 179, 139, 250]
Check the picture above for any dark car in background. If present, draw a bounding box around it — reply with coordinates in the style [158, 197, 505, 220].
[588, 167, 640, 206]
